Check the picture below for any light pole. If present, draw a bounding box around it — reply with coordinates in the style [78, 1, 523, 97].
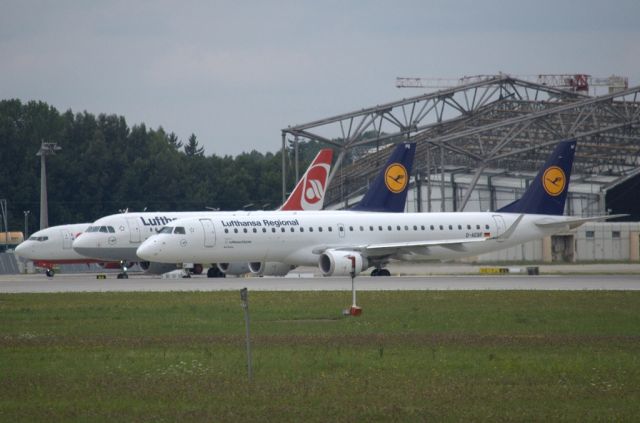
[36, 141, 61, 229]
[23, 210, 30, 239]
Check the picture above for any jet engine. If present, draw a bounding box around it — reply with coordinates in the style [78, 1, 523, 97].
[139, 261, 180, 275]
[319, 250, 368, 277]
[248, 261, 296, 277]
[217, 262, 250, 276]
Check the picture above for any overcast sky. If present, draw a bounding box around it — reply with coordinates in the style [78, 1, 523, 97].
[2, 0, 639, 156]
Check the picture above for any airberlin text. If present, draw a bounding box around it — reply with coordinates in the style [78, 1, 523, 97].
[222, 219, 300, 228]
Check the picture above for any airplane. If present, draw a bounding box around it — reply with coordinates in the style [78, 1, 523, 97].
[72, 142, 416, 278]
[13, 223, 120, 277]
[135, 140, 621, 277]
[71, 148, 334, 278]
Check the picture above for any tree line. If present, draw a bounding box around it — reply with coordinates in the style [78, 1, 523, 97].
[0, 99, 325, 232]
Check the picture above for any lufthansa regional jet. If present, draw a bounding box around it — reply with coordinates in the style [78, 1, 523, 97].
[135, 141, 620, 277]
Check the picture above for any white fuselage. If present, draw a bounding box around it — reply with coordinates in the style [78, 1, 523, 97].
[136, 211, 566, 267]
[14, 223, 97, 263]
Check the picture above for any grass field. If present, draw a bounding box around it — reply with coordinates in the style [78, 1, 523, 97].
[1, 290, 639, 422]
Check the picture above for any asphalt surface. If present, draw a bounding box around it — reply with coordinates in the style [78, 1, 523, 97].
[1, 271, 639, 293]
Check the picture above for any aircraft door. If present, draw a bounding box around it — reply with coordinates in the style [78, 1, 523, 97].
[199, 218, 216, 247]
[61, 230, 73, 250]
[125, 217, 142, 243]
[492, 215, 506, 237]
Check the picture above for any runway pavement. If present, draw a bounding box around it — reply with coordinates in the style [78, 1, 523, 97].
[0, 271, 639, 293]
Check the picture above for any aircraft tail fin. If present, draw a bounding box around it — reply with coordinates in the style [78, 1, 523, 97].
[497, 140, 576, 215]
[351, 142, 416, 212]
[279, 149, 333, 211]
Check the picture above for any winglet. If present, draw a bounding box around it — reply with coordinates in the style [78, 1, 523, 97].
[351, 142, 416, 212]
[497, 141, 576, 215]
[279, 149, 333, 211]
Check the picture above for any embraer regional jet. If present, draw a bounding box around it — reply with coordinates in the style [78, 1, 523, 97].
[71, 148, 334, 278]
[136, 141, 619, 277]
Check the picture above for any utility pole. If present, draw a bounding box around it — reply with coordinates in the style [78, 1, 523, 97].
[0, 199, 7, 251]
[36, 142, 61, 229]
[23, 210, 30, 239]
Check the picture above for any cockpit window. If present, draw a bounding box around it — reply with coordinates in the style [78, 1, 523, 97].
[174, 227, 186, 234]
[159, 226, 173, 234]
[99, 226, 108, 233]
[28, 236, 49, 241]
[107, 226, 115, 233]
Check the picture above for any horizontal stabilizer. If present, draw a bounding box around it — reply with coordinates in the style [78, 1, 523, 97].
[534, 214, 628, 230]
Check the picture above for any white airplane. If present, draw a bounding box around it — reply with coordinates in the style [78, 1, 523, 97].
[13, 223, 120, 277]
[135, 141, 621, 277]
[72, 149, 334, 278]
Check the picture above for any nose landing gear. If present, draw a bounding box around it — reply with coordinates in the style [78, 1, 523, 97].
[116, 260, 129, 279]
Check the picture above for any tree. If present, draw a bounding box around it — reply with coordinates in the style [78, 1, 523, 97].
[184, 133, 204, 157]
[167, 131, 183, 150]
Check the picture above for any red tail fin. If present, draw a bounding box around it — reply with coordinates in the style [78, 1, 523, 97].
[279, 149, 333, 210]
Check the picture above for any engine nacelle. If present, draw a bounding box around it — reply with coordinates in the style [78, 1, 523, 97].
[139, 261, 180, 275]
[217, 262, 250, 276]
[248, 261, 296, 276]
[319, 250, 368, 277]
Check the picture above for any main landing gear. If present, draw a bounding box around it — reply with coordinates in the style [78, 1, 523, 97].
[370, 268, 391, 277]
[207, 266, 226, 278]
[45, 268, 55, 278]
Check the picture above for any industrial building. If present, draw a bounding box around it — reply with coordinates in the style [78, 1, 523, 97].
[282, 74, 640, 263]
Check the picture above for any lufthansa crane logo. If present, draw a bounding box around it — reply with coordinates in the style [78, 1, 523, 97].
[542, 166, 566, 196]
[385, 163, 408, 193]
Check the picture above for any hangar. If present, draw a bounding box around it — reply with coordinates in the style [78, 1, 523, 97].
[282, 75, 640, 262]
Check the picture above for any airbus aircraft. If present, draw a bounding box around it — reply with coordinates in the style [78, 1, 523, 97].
[14, 223, 119, 277]
[73, 142, 416, 278]
[136, 141, 618, 276]
[71, 148, 333, 278]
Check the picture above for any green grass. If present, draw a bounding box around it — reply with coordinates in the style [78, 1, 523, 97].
[1, 291, 640, 422]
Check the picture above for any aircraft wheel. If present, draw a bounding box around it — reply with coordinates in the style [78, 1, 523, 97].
[45, 269, 55, 278]
[207, 267, 224, 278]
[191, 264, 203, 275]
[370, 269, 379, 277]
[380, 269, 391, 277]
[117, 273, 129, 279]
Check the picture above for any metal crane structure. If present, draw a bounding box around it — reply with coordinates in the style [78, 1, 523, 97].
[281, 75, 640, 217]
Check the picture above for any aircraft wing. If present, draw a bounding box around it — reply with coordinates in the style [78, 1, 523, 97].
[534, 214, 627, 230]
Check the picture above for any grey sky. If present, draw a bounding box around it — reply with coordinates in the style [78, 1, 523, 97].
[2, 0, 639, 156]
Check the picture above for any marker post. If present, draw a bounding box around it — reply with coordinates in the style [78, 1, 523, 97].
[344, 256, 362, 317]
[240, 287, 253, 381]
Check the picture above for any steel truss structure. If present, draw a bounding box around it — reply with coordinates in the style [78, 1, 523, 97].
[282, 76, 640, 212]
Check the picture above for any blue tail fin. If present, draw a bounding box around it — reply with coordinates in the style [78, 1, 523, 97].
[497, 140, 576, 215]
[351, 142, 416, 212]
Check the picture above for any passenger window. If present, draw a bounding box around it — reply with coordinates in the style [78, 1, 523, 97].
[404, 225, 409, 230]
[234, 228, 238, 233]
[476, 225, 480, 230]
[359, 226, 364, 231]
[430, 225, 434, 230]
[174, 227, 186, 234]
[243, 228, 248, 233]
[388, 226, 392, 231]
[339, 226, 345, 232]
[369, 226, 374, 231]
[262, 228, 266, 233]
[290, 228, 295, 232]
[309, 227, 314, 232]
[349, 226, 354, 231]
[458, 225, 462, 230]
[300, 227, 304, 232]
[413, 225, 417, 230]
[253, 228, 257, 233]
[396, 225, 401, 230]
[448, 225, 453, 230]
[318, 227, 323, 232]
[328, 227, 333, 232]
[378, 226, 383, 231]
[421, 225, 425, 230]
[281, 228, 285, 233]
[439, 225, 443, 230]
[272, 228, 276, 233]
[467, 225, 471, 230]
[485, 224, 490, 230]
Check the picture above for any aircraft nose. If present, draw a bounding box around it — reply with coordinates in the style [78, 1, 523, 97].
[136, 240, 158, 261]
[72, 235, 97, 257]
[13, 241, 30, 259]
